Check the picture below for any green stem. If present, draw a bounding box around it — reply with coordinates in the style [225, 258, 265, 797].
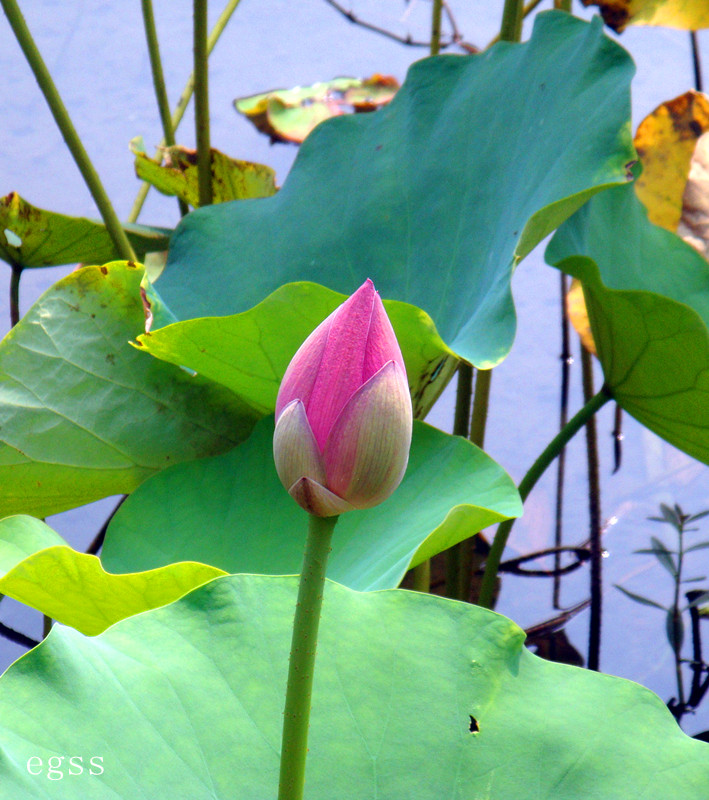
[446, 362, 473, 598]
[478, 386, 612, 609]
[469, 368, 492, 450]
[553, 0, 571, 10]
[499, 0, 524, 43]
[128, 0, 241, 222]
[9, 265, 21, 327]
[278, 513, 338, 800]
[487, 0, 540, 47]
[141, 0, 189, 217]
[42, 614, 52, 638]
[194, 0, 213, 207]
[1, 0, 136, 262]
[430, 0, 444, 55]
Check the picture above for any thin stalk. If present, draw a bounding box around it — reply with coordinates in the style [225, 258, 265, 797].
[553, 0, 571, 10]
[691, 31, 703, 93]
[1, 0, 136, 261]
[278, 514, 338, 800]
[128, 0, 241, 222]
[9, 265, 21, 327]
[194, 0, 213, 207]
[430, 0, 444, 55]
[42, 615, 52, 638]
[486, 0, 543, 47]
[478, 386, 612, 609]
[499, 0, 524, 43]
[446, 362, 473, 599]
[581, 346, 602, 671]
[141, 0, 189, 217]
[553, 272, 572, 609]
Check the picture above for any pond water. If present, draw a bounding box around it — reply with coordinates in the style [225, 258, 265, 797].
[1, 1, 707, 734]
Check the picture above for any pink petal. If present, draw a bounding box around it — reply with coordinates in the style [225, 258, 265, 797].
[363, 291, 406, 383]
[323, 360, 412, 509]
[288, 476, 356, 517]
[305, 279, 377, 450]
[273, 399, 325, 490]
[275, 315, 332, 421]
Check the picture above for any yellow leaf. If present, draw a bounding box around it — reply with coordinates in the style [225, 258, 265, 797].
[583, 0, 709, 32]
[566, 278, 597, 356]
[633, 90, 709, 230]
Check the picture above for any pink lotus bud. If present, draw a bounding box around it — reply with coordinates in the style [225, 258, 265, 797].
[273, 279, 413, 517]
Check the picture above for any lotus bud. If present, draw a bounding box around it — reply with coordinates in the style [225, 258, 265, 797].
[273, 279, 413, 517]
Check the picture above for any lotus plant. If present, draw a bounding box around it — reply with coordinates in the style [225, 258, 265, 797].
[275, 279, 412, 800]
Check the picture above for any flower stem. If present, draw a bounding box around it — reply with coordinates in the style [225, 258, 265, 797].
[141, 0, 189, 217]
[478, 386, 612, 609]
[128, 0, 241, 222]
[278, 513, 338, 800]
[194, 0, 213, 207]
[1, 0, 136, 262]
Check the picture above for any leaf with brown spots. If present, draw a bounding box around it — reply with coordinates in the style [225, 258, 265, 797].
[131, 140, 277, 207]
[0, 192, 170, 269]
[583, 0, 709, 32]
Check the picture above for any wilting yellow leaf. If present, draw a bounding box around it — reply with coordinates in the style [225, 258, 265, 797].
[566, 279, 597, 356]
[583, 0, 709, 32]
[633, 90, 709, 230]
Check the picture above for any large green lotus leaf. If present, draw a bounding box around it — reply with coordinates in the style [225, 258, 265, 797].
[131, 139, 278, 207]
[102, 417, 521, 591]
[158, 12, 636, 369]
[1, 574, 707, 798]
[547, 181, 709, 464]
[0, 515, 225, 635]
[0, 193, 170, 269]
[0, 261, 258, 519]
[136, 282, 458, 419]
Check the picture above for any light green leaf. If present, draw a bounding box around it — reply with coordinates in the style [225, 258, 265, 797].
[157, 12, 636, 369]
[0, 192, 170, 268]
[102, 417, 522, 591]
[131, 139, 277, 207]
[0, 261, 258, 519]
[547, 181, 709, 464]
[0, 515, 225, 635]
[137, 282, 458, 420]
[0, 575, 707, 798]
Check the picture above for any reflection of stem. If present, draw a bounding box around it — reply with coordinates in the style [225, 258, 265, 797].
[1, 0, 136, 261]
[446, 363, 473, 599]
[128, 0, 242, 222]
[478, 386, 612, 609]
[554, 272, 571, 609]
[194, 0, 213, 207]
[141, 0, 189, 217]
[581, 346, 602, 671]
[9, 264, 21, 327]
[278, 514, 338, 800]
